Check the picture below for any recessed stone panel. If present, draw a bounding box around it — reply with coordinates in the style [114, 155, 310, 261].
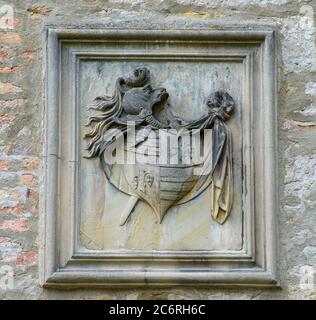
[79, 61, 243, 252]
[43, 26, 278, 287]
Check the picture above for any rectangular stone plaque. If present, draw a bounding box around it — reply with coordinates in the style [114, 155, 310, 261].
[42, 24, 279, 287]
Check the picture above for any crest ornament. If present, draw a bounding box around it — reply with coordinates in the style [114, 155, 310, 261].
[85, 67, 235, 225]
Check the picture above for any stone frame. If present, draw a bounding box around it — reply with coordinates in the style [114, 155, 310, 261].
[41, 24, 279, 288]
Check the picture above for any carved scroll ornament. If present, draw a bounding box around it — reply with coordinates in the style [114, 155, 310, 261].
[84, 67, 235, 226]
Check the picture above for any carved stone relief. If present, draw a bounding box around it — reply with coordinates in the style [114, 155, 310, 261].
[84, 67, 235, 227]
[43, 27, 278, 287]
[79, 61, 243, 252]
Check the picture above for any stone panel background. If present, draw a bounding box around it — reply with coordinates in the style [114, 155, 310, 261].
[0, 0, 315, 299]
[79, 60, 243, 252]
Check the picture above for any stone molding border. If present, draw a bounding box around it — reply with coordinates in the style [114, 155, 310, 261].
[41, 23, 279, 288]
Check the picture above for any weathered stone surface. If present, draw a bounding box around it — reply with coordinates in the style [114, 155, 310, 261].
[80, 64, 241, 251]
[281, 14, 316, 73]
[0, 0, 315, 299]
[305, 82, 316, 96]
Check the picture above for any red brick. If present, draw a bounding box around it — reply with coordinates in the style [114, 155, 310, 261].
[0, 66, 21, 74]
[0, 34, 21, 44]
[0, 114, 15, 123]
[1, 255, 17, 263]
[16, 251, 37, 266]
[23, 159, 39, 171]
[0, 205, 23, 215]
[21, 174, 38, 188]
[0, 49, 15, 60]
[0, 82, 22, 94]
[3, 145, 13, 156]
[0, 99, 25, 108]
[0, 219, 28, 232]
[27, 190, 38, 200]
[0, 236, 11, 244]
[22, 51, 37, 60]
[13, 19, 22, 28]
[0, 160, 9, 171]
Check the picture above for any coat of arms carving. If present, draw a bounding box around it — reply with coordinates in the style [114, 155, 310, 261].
[85, 67, 235, 226]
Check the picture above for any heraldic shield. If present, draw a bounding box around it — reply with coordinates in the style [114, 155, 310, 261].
[84, 67, 235, 226]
